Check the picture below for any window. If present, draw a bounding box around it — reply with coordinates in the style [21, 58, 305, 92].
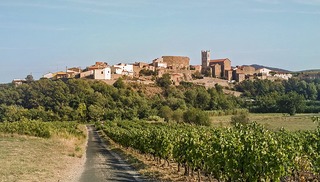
[101, 71, 104, 74]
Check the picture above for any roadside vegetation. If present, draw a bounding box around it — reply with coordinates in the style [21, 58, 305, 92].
[0, 121, 87, 182]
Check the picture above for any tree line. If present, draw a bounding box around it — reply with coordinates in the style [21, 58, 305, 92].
[235, 78, 320, 115]
[0, 77, 240, 123]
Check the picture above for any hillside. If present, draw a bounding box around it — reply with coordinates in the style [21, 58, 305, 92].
[296, 69, 320, 73]
[245, 64, 291, 73]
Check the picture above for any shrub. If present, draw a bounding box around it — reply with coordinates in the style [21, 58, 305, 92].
[183, 108, 210, 126]
[230, 113, 250, 126]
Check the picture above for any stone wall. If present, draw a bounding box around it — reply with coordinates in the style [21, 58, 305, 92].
[162, 56, 190, 70]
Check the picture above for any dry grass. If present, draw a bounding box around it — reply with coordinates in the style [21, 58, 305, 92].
[211, 113, 319, 131]
[0, 125, 87, 182]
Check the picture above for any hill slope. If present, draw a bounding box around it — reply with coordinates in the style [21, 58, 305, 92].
[244, 64, 291, 73]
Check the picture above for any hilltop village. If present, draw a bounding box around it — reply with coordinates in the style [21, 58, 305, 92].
[15, 50, 295, 87]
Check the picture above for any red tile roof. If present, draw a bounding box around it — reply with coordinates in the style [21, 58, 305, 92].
[209, 59, 228, 63]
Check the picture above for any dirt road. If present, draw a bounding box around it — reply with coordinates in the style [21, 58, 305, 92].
[80, 126, 149, 182]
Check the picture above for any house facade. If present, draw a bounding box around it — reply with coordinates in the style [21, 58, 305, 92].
[94, 67, 111, 80]
[112, 63, 134, 76]
[257, 68, 272, 76]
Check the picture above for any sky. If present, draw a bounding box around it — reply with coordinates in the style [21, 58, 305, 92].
[0, 0, 319, 83]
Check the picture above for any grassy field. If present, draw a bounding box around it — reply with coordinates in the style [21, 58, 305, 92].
[211, 113, 320, 131]
[0, 124, 87, 182]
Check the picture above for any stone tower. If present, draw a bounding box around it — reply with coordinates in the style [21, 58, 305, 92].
[201, 50, 210, 73]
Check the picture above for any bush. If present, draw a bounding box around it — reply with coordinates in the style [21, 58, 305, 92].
[158, 106, 173, 122]
[230, 113, 250, 126]
[147, 115, 163, 122]
[172, 109, 184, 123]
[183, 108, 211, 126]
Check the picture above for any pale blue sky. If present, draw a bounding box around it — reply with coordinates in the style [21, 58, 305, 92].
[0, 0, 319, 83]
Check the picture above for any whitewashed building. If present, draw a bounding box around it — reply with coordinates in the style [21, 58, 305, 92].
[112, 63, 134, 76]
[274, 73, 292, 80]
[43, 72, 54, 79]
[257, 68, 272, 76]
[94, 67, 111, 80]
[153, 58, 168, 68]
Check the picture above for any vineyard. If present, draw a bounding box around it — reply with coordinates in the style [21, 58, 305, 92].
[98, 120, 320, 181]
[0, 120, 85, 138]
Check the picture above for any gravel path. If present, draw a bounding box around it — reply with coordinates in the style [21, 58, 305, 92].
[80, 126, 148, 182]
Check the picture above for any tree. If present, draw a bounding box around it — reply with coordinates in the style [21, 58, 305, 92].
[25, 74, 34, 83]
[113, 77, 126, 89]
[195, 89, 210, 110]
[156, 73, 172, 88]
[183, 108, 210, 126]
[139, 69, 155, 76]
[158, 105, 173, 122]
[278, 92, 305, 116]
[87, 105, 104, 122]
[172, 109, 184, 123]
[306, 83, 318, 100]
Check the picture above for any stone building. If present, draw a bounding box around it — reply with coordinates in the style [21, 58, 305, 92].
[154, 56, 190, 70]
[88, 62, 108, 71]
[201, 50, 232, 79]
[211, 64, 221, 78]
[201, 50, 211, 73]
[208, 59, 232, 78]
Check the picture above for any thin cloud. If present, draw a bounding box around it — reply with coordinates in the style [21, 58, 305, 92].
[294, 0, 320, 5]
[0, 47, 39, 51]
[253, 0, 281, 4]
[220, 48, 291, 54]
[252, 8, 320, 15]
[0, 24, 70, 31]
[0, 2, 146, 18]
[253, 0, 320, 5]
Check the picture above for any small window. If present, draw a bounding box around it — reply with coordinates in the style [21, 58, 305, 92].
[101, 71, 104, 74]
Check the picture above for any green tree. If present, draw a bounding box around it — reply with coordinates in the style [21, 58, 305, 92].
[306, 82, 318, 100]
[172, 109, 184, 123]
[113, 77, 126, 89]
[278, 92, 306, 116]
[156, 73, 172, 88]
[195, 89, 210, 109]
[158, 105, 173, 122]
[87, 105, 104, 122]
[25, 74, 34, 83]
[183, 108, 210, 126]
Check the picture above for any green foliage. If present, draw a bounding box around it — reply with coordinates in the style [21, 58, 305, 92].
[278, 92, 306, 115]
[158, 106, 173, 122]
[100, 120, 320, 181]
[206, 109, 249, 116]
[236, 78, 320, 114]
[230, 112, 250, 126]
[139, 69, 155, 76]
[156, 73, 172, 88]
[183, 108, 210, 126]
[113, 77, 126, 89]
[25, 74, 34, 83]
[87, 105, 104, 122]
[172, 109, 184, 123]
[0, 120, 84, 138]
[0, 78, 242, 122]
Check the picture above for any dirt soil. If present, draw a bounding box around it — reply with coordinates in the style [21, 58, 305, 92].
[80, 126, 150, 182]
